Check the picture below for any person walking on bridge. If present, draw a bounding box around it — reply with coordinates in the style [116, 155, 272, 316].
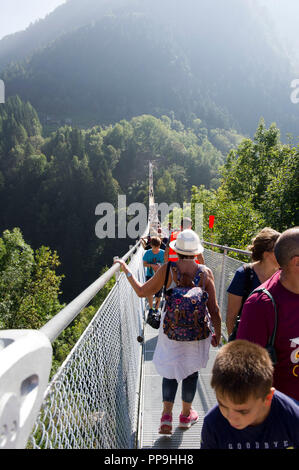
[164, 217, 205, 265]
[142, 236, 165, 317]
[114, 229, 221, 434]
[237, 227, 299, 405]
[226, 227, 280, 340]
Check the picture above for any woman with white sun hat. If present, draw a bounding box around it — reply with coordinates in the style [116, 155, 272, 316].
[114, 229, 222, 434]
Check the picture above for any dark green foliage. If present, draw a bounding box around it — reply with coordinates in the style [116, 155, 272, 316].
[0, 226, 116, 375]
[1, 96, 297, 304]
[220, 119, 299, 231]
[191, 120, 299, 256]
[0, 98, 231, 302]
[0, 98, 297, 372]
[0, 227, 63, 330]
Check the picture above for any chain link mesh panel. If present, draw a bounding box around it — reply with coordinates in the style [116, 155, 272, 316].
[203, 248, 224, 303]
[28, 243, 249, 449]
[28, 247, 145, 449]
[203, 246, 250, 337]
[218, 253, 250, 322]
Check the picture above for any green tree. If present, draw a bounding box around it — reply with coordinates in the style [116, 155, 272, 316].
[208, 189, 266, 250]
[0, 228, 63, 330]
[191, 120, 299, 254]
[220, 120, 282, 207]
[155, 169, 177, 204]
[191, 185, 265, 253]
[260, 147, 299, 230]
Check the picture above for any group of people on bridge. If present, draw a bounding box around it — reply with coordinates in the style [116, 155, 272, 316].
[114, 222, 299, 449]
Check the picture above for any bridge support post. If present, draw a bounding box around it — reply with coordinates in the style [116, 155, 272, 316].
[219, 246, 228, 311]
[0, 330, 52, 449]
[113, 256, 121, 281]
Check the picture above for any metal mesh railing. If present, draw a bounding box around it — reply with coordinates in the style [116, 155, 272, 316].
[0, 161, 255, 450]
[28, 245, 145, 449]
[203, 243, 251, 338]
[27, 240, 250, 449]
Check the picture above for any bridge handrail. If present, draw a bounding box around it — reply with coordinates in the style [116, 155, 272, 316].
[2, 160, 256, 449]
[28, 239, 147, 449]
[202, 240, 251, 256]
[39, 236, 146, 343]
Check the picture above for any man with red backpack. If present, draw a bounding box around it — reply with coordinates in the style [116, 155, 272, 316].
[164, 217, 205, 265]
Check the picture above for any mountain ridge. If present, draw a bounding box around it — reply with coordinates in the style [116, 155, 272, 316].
[1, 0, 298, 138]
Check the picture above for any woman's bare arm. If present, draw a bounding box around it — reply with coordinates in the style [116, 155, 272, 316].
[114, 259, 167, 297]
[114, 259, 221, 344]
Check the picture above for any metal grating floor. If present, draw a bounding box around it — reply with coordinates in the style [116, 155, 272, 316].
[138, 323, 219, 449]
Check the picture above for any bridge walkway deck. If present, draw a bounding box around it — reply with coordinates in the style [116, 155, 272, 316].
[138, 322, 219, 449]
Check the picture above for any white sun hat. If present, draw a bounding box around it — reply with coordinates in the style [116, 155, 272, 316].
[169, 229, 204, 255]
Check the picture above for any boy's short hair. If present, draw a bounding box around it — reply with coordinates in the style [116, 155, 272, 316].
[211, 340, 273, 403]
[150, 236, 161, 247]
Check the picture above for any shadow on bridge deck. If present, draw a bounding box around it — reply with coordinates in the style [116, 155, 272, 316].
[138, 323, 219, 449]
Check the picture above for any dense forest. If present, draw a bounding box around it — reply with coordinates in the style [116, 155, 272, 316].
[0, 96, 244, 302]
[0, 0, 298, 372]
[0, 95, 245, 373]
[0, 96, 297, 303]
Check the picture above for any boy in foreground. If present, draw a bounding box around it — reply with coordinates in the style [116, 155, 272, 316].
[201, 340, 299, 449]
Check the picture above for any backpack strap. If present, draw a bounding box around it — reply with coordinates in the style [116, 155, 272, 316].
[250, 287, 278, 346]
[242, 264, 255, 302]
[238, 264, 255, 317]
[249, 287, 278, 364]
[194, 266, 205, 288]
[163, 261, 172, 294]
[228, 265, 261, 343]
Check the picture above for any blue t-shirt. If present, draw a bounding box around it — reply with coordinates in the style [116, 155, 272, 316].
[200, 390, 299, 449]
[227, 265, 260, 297]
[143, 249, 165, 277]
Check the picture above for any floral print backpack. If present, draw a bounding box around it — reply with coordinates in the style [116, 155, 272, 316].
[163, 262, 211, 341]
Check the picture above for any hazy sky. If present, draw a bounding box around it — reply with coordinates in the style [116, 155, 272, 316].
[0, 0, 67, 40]
[0, 0, 298, 45]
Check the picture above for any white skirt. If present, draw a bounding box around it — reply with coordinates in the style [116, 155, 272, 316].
[152, 309, 212, 382]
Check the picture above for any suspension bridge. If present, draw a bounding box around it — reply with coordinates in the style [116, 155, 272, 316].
[0, 162, 251, 450]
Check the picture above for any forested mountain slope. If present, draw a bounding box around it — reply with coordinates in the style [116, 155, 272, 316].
[1, 0, 298, 138]
[0, 97, 241, 300]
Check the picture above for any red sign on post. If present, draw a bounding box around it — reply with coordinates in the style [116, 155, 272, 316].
[209, 216, 215, 229]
